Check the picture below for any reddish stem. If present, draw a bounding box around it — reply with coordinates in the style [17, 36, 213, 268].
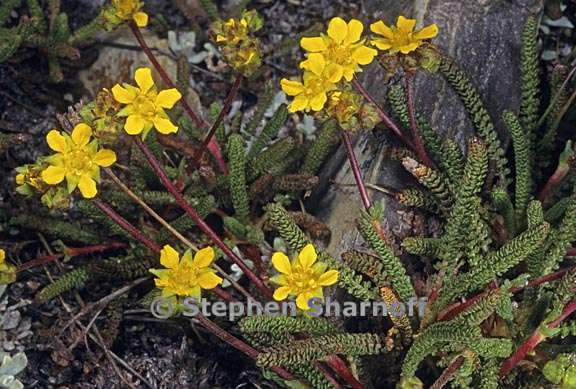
[405, 72, 434, 167]
[430, 356, 465, 389]
[17, 242, 127, 272]
[351, 75, 416, 150]
[499, 298, 576, 377]
[325, 355, 365, 389]
[440, 266, 576, 322]
[341, 131, 371, 210]
[128, 21, 227, 173]
[195, 314, 294, 381]
[202, 74, 242, 150]
[133, 137, 272, 298]
[93, 199, 161, 253]
[314, 362, 344, 389]
[538, 165, 570, 203]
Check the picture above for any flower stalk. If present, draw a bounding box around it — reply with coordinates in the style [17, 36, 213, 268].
[341, 131, 371, 209]
[405, 72, 434, 167]
[325, 355, 366, 389]
[202, 74, 243, 150]
[92, 198, 162, 253]
[133, 137, 272, 298]
[351, 75, 416, 150]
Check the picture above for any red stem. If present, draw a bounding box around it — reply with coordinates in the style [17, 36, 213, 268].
[405, 73, 434, 167]
[314, 362, 344, 389]
[195, 314, 294, 380]
[440, 266, 576, 322]
[325, 355, 365, 389]
[133, 137, 272, 298]
[351, 75, 416, 150]
[341, 131, 371, 210]
[17, 242, 127, 272]
[128, 21, 227, 173]
[499, 298, 576, 377]
[92, 199, 161, 253]
[202, 74, 242, 150]
[430, 356, 465, 389]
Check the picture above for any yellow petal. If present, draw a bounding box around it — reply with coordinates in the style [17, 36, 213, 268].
[124, 115, 145, 135]
[296, 292, 314, 310]
[273, 286, 291, 301]
[160, 245, 180, 269]
[46, 130, 67, 152]
[155, 89, 182, 109]
[342, 67, 355, 82]
[71, 123, 92, 146]
[193, 247, 215, 268]
[0, 249, 5, 263]
[327, 17, 348, 44]
[281, 79, 304, 96]
[78, 175, 97, 198]
[300, 53, 325, 77]
[371, 38, 392, 51]
[153, 116, 178, 134]
[324, 63, 344, 83]
[300, 36, 327, 52]
[400, 42, 420, 54]
[353, 45, 377, 65]
[93, 149, 117, 167]
[133, 11, 148, 27]
[370, 21, 393, 38]
[272, 252, 292, 274]
[111, 84, 136, 104]
[41, 166, 66, 185]
[309, 92, 327, 111]
[298, 244, 317, 269]
[197, 272, 223, 289]
[414, 23, 439, 40]
[318, 270, 339, 286]
[289, 95, 309, 112]
[397, 15, 416, 32]
[134, 67, 154, 93]
[345, 19, 364, 44]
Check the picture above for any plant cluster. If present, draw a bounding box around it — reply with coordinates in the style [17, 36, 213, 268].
[2, 1, 576, 388]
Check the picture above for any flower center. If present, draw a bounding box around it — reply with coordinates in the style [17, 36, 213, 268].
[133, 95, 157, 119]
[65, 149, 94, 176]
[287, 266, 319, 294]
[327, 43, 353, 65]
[391, 29, 414, 47]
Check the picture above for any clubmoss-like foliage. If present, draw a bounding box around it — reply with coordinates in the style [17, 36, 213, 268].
[438, 56, 509, 185]
[519, 16, 541, 137]
[228, 133, 250, 223]
[247, 104, 287, 160]
[35, 267, 91, 303]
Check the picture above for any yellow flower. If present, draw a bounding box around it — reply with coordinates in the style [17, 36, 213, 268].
[149, 245, 223, 299]
[370, 16, 438, 55]
[112, 68, 182, 137]
[40, 124, 117, 199]
[281, 53, 341, 113]
[113, 0, 148, 27]
[324, 89, 362, 126]
[271, 244, 339, 310]
[300, 17, 377, 82]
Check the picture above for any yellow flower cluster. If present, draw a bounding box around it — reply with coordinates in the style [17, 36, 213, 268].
[211, 10, 263, 77]
[149, 245, 223, 299]
[281, 15, 438, 116]
[270, 244, 339, 311]
[102, 0, 148, 30]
